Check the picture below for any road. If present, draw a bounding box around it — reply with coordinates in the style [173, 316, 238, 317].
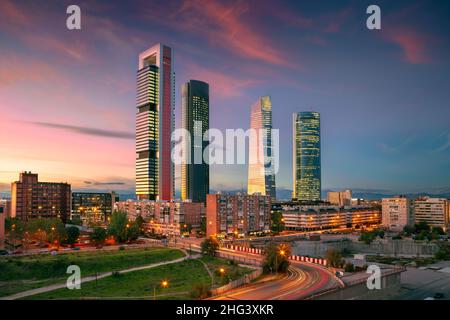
[211, 260, 338, 300]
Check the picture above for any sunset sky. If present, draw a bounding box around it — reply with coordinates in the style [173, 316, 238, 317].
[0, 0, 449, 196]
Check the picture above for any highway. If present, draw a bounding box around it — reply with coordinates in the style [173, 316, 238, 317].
[210, 256, 339, 300]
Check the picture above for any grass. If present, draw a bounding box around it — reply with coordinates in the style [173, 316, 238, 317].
[0, 247, 184, 297]
[23, 257, 254, 300]
[199, 256, 254, 286]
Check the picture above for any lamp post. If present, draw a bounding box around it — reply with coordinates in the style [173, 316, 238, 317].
[154, 280, 169, 300]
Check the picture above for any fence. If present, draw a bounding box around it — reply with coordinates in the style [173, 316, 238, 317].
[225, 244, 328, 266]
[210, 268, 263, 296]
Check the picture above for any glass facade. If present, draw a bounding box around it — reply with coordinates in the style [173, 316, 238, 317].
[247, 96, 276, 200]
[136, 44, 174, 201]
[292, 112, 321, 201]
[181, 80, 209, 203]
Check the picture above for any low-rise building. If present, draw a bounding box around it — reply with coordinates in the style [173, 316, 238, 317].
[414, 197, 449, 230]
[381, 196, 412, 231]
[115, 200, 205, 235]
[281, 204, 380, 231]
[71, 192, 117, 225]
[206, 193, 271, 238]
[0, 206, 5, 249]
[327, 189, 352, 206]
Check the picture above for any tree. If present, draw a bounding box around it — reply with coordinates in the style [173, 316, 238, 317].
[262, 242, 291, 274]
[344, 262, 355, 272]
[65, 226, 80, 247]
[201, 237, 219, 256]
[126, 222, 140, 242]
[403, 225, 415, 236]
[271, 211, 285, 233]
[415, 221, 430, 233]
[135, 215, 145, 235]
[107, 211, 129, 243]
[68, 216, 83, 226]
[91, 227, 107, 246]
[325, 248, 345, 268]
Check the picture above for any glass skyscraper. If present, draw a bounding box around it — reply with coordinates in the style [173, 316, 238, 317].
[181, 80, 209, 203]
[248, 96, 276, 200]
[136, 44, 175, 201]
[292, 112, 321, 201]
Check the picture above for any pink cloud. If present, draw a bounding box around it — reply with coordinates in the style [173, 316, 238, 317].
[383, 28, 435, 64]
[184, 62, 262, 99]
[0, 0, 30, 26]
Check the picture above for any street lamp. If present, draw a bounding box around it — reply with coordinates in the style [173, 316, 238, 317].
[154, 280, 169, 300]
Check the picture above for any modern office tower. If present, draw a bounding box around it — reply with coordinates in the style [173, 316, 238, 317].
[292, 112, 321, 201]
[181, 80, 210, 203]
[206, 193, 271, 237]
[414, 197, 449, 229]
[10, 172, 71, 223]
[71, 191, 117, 225]
[381, 196, 412, 231]
[247, 96, 276, 200]
[136, 43, 175, 201]
[327, 189, 352, 207]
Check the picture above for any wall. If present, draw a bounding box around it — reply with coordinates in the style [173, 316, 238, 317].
[292, 239, 438, 257]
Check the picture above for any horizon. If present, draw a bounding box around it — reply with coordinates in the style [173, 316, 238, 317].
[1, 0, 450, 195]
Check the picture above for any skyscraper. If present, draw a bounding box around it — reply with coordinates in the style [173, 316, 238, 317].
[292, 112, 321, 201]
[247, 96, 276, 200]
[136, 44, 175, 201]
[181, 80, 210, 203]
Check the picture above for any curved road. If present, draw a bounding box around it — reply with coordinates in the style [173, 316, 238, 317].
[212, 261, 338, 300]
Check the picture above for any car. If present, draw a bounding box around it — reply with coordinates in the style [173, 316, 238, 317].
[434, 293, 445, 299]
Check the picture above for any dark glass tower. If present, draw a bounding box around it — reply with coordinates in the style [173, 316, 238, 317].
[181, 80, 209, 203]
[292, 112, 321, 201]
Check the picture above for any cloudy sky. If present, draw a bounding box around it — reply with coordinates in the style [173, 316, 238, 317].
[0, 0, 449, 195]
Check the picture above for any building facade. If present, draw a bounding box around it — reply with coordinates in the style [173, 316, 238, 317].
[71, 192, 117, 225]
[281, 204, 380, 231]
[0, 206, 5, 249]
[10, 172, 71, 223]
[247, 96, 276, 200]
[0, 199, 11, 217]
[381, 196, 412, 231]
[327, 189, 352, 207]
[115, 200, 205, 232]
[181, 80, 210, 203]
[414, 197, 449, 229]
[136, 43, 175, 201]
[206, 193, 271, 238]
[292, 112, 321, 201]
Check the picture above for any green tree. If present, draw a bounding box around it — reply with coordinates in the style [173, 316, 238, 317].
[200, 237, 219, 256]
[325, 248, 345, 268]
[344, 262, 355, 272]
[68, 216, 83, 226]
[126, 222, 140, 242]
[65, 226, 80, 246]
[403, 225, 415, 236]
[262, 242, 291, 274]
[91, 227, 107, 246]
[107, 211, 129, 243]
[135, 215, 145, 235]
[271, 211, 285, 233]
[415, 221, 431, 233]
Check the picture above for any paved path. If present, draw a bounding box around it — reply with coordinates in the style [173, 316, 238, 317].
[1, 250, 197, 300]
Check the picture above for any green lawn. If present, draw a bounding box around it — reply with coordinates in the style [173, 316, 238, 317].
[24, 257, 253, 300]
[0, 247, 184, 297]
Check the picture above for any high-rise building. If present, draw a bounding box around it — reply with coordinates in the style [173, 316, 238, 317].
[327, 189, 352, 207]
[71, 192, 117, 225]
[181, 80, 210, 203]
[10, 172, 71, 223]
[414, 197, 449, 229]
[206, 193, 271, 237]
[0, 206, 5, 249]
[136, 43, 175, 201]
[381, 196, 412, 231]
[247, 96, 276, 200]
[292, 112, 321, 201]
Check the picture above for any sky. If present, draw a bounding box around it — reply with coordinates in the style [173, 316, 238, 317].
[0, 0, 449, 196]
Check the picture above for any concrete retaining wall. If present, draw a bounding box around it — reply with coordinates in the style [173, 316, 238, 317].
[210, 268, 263, 296]
[292, 239, 438, 258]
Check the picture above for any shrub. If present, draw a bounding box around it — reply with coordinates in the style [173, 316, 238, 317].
[189, 283, 211, 299]
[344, 263, 355, 272]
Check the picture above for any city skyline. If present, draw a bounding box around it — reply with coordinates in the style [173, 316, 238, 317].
[1, 0, 450, 195]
